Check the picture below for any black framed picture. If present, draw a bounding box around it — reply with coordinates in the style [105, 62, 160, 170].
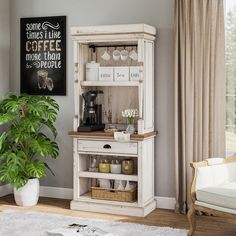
[20, 16, 66, 95]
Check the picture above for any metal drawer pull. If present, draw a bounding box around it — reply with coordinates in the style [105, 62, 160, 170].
[103, 144, 111, 149]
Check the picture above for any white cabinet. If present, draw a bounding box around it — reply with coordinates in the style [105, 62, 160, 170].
[69, 24, 157, 217]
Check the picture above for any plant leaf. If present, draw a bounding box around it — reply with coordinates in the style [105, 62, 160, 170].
[30, 134, 59, 158]
[0, 113, 17, 125]
[25, 161, 46, 179]
[0, 131, 7, 150]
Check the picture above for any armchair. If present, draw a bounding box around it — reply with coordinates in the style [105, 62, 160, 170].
[187, 155, 236, 235]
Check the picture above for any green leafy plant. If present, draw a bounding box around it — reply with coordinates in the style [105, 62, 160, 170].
[0, 93, 59, 189]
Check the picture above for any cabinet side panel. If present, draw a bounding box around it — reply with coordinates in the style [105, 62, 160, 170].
[144, 41, 154, 132]
[73, 42, 79, 130]
[142, 138, 154, 204]
[78, 44, 89, 127]
[73, 138, 79, 200]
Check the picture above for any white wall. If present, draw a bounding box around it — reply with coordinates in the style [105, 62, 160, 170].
[0, 0, 10, 96]
[0, 0, 10, 188]
[10, 0, 175, 197]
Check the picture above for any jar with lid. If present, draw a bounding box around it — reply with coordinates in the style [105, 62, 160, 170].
[110, 159, 121, 174]
[122, 159, 134, 175]
[98, 158, 110, 173]
[86, 61, 100, 81]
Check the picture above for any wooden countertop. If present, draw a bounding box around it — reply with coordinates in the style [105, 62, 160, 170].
[68, 131, 157, 140]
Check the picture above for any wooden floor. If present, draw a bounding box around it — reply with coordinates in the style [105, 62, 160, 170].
[0, 195, 236, 235]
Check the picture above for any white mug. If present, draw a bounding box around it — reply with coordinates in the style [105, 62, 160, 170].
[113, 50, 120, 61]
[120, 49, 128, 61]
[114, 131, 124, 141]
[129, 49, 138, 61]
[101, 50, 110, 61]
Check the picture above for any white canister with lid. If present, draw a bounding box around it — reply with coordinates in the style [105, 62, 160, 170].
[86, 61, 100, 81]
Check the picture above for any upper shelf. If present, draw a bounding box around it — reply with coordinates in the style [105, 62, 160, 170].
[80, 81, 141, 87]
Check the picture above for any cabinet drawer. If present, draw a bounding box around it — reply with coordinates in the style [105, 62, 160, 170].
[78, 139, 138, 155]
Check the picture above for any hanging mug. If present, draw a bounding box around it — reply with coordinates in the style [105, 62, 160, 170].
[120, 49, 129, 61]
[129, 49, 138, 61]
[101, 49, 110, 61]
[113, 49, 120, 61]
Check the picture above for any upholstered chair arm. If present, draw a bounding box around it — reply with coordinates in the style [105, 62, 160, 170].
[189, 161, 208, 203]
[189, 155, 236, 204]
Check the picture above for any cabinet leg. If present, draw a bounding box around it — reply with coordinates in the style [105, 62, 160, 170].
[187, 204, 196, 236]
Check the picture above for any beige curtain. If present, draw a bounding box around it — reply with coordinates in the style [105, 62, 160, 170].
[174, 0, 226, 213]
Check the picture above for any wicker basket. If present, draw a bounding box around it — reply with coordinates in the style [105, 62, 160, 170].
[91, 187, 137, 202]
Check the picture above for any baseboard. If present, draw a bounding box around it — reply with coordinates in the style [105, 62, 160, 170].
[0, 184, 12, 197]
[154, 196, 176, 210]
[39, 186, 73, 199]
[39, 188, 176, 210]
[0, 184, 176, 210]
[0, 184, 73, 200]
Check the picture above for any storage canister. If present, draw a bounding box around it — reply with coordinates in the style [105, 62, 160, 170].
[110, 159, 121, 174]
[122, 159, 134, 175]
[86, 61, 100, 81]
[98, 159, 110, 173]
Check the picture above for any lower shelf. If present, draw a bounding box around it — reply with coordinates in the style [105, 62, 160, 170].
[70, 199, 156, 217]
[77, 192, 138, 207]
[71, 192, 156, 217]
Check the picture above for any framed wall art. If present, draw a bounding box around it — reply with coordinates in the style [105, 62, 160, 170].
[20, 16, 66, 95]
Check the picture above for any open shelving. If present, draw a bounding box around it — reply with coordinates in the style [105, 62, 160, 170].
[69, 24, 157, 216]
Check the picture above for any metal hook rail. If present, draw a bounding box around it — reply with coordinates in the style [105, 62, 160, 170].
[89, 44, 137, 53]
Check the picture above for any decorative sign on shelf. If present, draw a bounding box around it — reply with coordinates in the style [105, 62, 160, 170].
[20, 16, 66, 95]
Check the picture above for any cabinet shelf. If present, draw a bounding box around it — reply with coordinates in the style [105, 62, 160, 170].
[80, 81, 140, 87]
[78, 192, 138, 207]
[79, 171, 138, 181]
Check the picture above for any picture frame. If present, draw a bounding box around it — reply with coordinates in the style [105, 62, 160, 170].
[20, 16, 66, 95]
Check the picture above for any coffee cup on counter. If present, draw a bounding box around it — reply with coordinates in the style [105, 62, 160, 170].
[114, 132, 130, 142]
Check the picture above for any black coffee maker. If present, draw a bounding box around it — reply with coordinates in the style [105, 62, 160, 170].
[77, 90, 105, 132]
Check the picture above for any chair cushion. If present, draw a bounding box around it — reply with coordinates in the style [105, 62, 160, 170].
[195, 162, 236, 190]
[196, 182, 236, 210]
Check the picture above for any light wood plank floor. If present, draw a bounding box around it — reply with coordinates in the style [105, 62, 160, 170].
[0, 195, 236, 235]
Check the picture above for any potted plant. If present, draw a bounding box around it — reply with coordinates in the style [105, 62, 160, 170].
[0, 93, 59, 206]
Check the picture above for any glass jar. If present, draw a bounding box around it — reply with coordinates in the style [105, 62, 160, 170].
[98, 158, 110, 173]
[122, 159, 134, 175]
[110, 159, 121, 174]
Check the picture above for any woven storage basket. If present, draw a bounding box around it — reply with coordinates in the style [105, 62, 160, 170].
[91, 187, 137, 202]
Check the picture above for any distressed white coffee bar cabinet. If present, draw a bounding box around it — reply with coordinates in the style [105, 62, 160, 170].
[69, 24, 157, 216]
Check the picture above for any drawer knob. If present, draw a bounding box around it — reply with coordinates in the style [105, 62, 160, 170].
[103, 144, 111, 149]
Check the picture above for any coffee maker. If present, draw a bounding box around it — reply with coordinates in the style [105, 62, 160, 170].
[77, 90, 105, 132]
